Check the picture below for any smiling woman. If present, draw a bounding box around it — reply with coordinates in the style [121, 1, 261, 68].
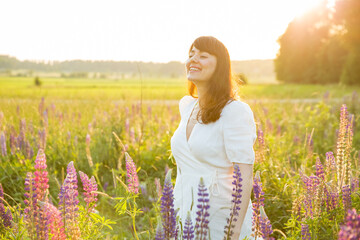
[171, 36, 257, 239]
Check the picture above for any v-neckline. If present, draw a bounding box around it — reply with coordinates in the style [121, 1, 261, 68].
[186, 98, 199, 143]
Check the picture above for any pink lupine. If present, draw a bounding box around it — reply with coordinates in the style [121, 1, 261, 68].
[79, 171, 98, 212]
[33, 149, 50, 239]
[34, 149, 49, 202]
[41, 202, 66, 240]
[125, 153, 139, 194]
[58, 161, 80, 239]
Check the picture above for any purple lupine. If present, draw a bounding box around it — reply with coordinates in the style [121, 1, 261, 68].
[260, 206, 274, 240]
[160, 169, 177, 239]
[129, 127, 135, 143]
[315, 157, 324, 181]
[325, 152, 336, 176]
[24, 172, 37, 239]
[0, 131, 6, 156]
[0, 183, 12, 228]
[195, 177, 210, 240]
[342, 184, 352, 212]
[301, 223, 311, 240]
[41, 202, 66, 240]
[58, 161, 80, 239]
[351, 177, 359, 193]
[338, 208, 360, 240]
[183, 212, 195, 240]
[79, 171, 98, 212]
[337, 104, 349, 188]
[252, 171, 265, 239]
[155, 220, 165, 240]
[125, 153, 139, 194]
[125, 118, 130, 135]
[224, 164, 243, 239]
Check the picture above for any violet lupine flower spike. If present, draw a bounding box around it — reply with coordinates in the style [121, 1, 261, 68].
[24, 172, 37, 239]
[338, 208, 360, 240]
[155, 218, 165, 240]
[342, 184, 352, 212]
[0, 183, 12, 228]
[301, 223, 311, 240]
[58, 161, 80, 239]
[183, 211, 195, 240]
[160, 169, 177, 239]
[252, 171, 265, 239]
[224, 164, 243, 239]
[259, 206, 274, 240]
[125, 152, 139, 194]
[79, 171, 98, 212]
[195, 177, 210, 240]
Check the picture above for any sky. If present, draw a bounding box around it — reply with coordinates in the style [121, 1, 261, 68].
[0, 0, 335, 63]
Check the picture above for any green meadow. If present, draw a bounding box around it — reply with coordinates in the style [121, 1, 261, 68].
[0, 76, 359, 239]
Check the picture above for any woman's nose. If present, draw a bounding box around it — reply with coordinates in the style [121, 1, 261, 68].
[190, 54, 199, 62]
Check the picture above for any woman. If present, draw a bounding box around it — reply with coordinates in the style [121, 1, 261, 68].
[170, 36, 257, 239]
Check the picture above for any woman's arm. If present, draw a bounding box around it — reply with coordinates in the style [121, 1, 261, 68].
[230, 162, 253, 239]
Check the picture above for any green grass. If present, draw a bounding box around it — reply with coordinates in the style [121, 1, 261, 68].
[1, 76, 360, 101]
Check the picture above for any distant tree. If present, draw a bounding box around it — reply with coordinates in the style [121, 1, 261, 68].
[34, 76, 42, 87]
[275, 2, 331, 84]
[334, 0, 360, 85]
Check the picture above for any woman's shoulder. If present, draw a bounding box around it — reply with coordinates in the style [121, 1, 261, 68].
[222, 99, 253, 117]
[179, 95, 197, 116]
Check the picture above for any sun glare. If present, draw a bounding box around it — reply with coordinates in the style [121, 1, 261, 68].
[291, 0, 336, 18]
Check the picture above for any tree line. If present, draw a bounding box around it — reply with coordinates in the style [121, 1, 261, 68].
[275, 0, 360, 85]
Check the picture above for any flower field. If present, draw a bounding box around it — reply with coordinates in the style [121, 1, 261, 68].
[0, 77, 360, 239]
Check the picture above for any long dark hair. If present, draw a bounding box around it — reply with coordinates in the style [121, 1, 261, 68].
[188, 36, 235, 124]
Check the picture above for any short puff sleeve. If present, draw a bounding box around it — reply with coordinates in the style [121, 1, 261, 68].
[222, 101, 257, 164]
[179, 95, 196, 118]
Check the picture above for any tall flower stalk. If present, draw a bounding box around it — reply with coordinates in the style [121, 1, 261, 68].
[252, 171, 265, 239]
[195, 177, 210, 240]
[160, 169, 177, 239]
[125, 152, 139, 194]
[0, 183, 12, 229]
[58, 161, 80, 239]
[79, 171, 98, 213]
[41, 202, 66, 240]
[224, 164, 243, 239]
[24, 172, 37, 240]
[183, 211, 195, 240]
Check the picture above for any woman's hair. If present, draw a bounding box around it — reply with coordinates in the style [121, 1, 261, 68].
[188, 36, 235, 124]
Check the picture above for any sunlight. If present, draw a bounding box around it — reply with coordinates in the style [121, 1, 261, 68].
[291, 0, 336, 18]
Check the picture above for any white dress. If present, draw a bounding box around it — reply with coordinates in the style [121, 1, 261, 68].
[170, 96, 257, 240]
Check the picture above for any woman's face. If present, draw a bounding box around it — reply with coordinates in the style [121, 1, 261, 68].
[185, 46, 217, 83]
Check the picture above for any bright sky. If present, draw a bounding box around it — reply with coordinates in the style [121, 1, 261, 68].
[0, 0, 335, 63]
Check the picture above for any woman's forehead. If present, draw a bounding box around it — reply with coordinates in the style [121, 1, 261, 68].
[190, 46, 209, 54]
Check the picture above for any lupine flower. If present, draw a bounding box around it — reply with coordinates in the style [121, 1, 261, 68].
[301, 223, 311, 240]
[315, 157, 324, 181]
[195, 177, 210, 240]
[130, 127, 135, 143]
[155, 178, 162, 199]
[252, 171, 265, 239]
[155, 220, 165, 240]
[160, 169, 177, 239]
[342, 184, 352, 212]
[351, 177, 359, 193]
[0, 131, 6, 156]
[325, 151, 336, 179]
[58, 161, 80, 239]
[125, 152, 139, 194]
[336, 104, 352, 189]
[79, 171, 98, 212]
[0, 183, 12, 228]
[125, 118, 130, 135]
[34, 149, 49, 202]
[24, 172, 37, 239]
[260, 206, 274, 240]
[338, 208, 360, 240]
[224, 164, 243, 239]
[40, 201, 66, 240]
[183, 211, 195, 240]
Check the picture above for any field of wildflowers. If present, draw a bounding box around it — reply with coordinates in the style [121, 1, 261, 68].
[0, 77, 360, 239]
